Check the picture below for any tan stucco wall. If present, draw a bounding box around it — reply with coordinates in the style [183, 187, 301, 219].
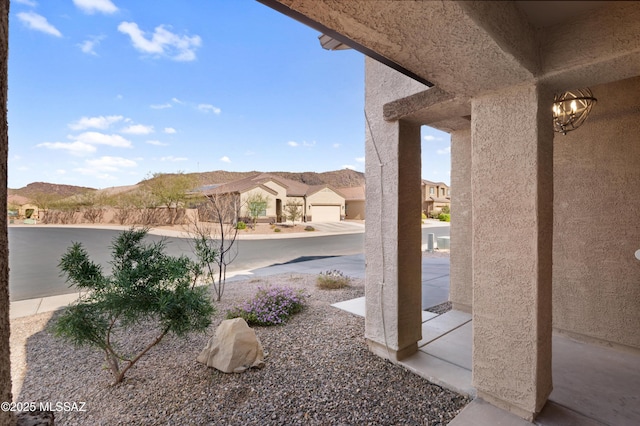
[364, 58, 423, 361]
[449, 128, 472, 312]
[307, 188, 344, 207]
[345, 200, 365, 220]
[261, 180, 287, 199]
[241, 188, 276, 218]
[553, 76, 640, 350]
[471, 83, 553, 418]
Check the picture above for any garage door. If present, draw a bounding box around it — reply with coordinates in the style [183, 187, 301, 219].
[311, 205, 341, 222]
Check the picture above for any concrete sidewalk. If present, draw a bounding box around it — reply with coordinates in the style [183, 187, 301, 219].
[10, 253, 451, 319]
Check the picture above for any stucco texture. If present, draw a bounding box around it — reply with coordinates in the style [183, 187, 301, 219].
[449, 128, 472, 312]
[553, 76, 640, 350]
[364, 58, 422, 359]
[471, 83, 553, 416]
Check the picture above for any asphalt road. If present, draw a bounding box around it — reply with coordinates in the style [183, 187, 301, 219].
[8, 225, 450, 301]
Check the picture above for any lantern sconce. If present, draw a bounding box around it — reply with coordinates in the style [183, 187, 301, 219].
[552, 88, 597, 135]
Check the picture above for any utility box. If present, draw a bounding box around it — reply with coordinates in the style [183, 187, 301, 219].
[437, 236, 450, 250]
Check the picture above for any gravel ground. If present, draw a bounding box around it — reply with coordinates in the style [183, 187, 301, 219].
[11, 271, 468, 425]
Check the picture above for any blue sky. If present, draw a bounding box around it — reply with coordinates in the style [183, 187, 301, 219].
[8, 0, 451, 190]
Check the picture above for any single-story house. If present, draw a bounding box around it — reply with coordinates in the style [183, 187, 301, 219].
[199, 173, 346, 223]
[337, 186, 366, 220]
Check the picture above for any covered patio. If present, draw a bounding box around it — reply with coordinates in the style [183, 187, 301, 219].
[260, 1, 640, 424]
[335, 297, 640, 425]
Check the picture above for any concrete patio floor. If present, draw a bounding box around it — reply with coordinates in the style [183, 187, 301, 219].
[332, 298, 640, 426]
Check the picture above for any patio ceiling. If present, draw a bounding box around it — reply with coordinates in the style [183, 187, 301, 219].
[259, 1, 640, 131]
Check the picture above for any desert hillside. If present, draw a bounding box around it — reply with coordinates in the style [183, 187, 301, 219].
[9, 169, 365, 203]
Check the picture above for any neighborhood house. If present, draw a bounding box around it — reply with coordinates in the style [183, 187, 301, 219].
[199, 173, 347, 223]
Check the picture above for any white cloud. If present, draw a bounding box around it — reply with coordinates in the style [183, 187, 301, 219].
[117, 22, 202, 61]
[355, 156, 365, 163]
[303, 140, 316, 147]
[287, 141, 299, 147]
[343, 165, 356, 170]
[220, 156, 231, 163]
[116, 94, 123, 100]
[197, 104, 221, 114]
[151, 103, 172, 109]
[37, 141, 96, 155]
[437, 146, 451, 155]
[171, 97, 184, 104]
[17, 12, 62, 37]
[121, 124, 154, 135]
[333, 143, 340, 148]
[160, 156, 187, 162]
[69, 115, 124, 130]
[73, 131, 132, 148]
[146, 140, 168, 146]
[73, 0, 118, 15]
[78, 35, 105, 56]
[163, 127, 176, 134]
[14, 0, 38, 6]
[85, 156, 137, 171]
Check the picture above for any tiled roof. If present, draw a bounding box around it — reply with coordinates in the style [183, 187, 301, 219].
[336, 186, 365, 201]
[199, 173, 343, 198]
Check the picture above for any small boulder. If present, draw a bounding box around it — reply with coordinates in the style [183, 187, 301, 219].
[197, 318, 266, 373]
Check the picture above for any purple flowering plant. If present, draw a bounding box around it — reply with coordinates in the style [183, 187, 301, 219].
[226, 286, 307, 326]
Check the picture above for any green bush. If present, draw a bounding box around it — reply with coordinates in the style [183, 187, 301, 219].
[226, 286, 307, 326]
[274, 227, 281, 232]
[438, 213, 450, 222]
[235, 221, 246, 230]
[441, 205, 450, 214]
[421, 212, 427, 220]
[304, 226, 315, 231]
[316, 270, 351, 290]
[53, 228, 214, 385]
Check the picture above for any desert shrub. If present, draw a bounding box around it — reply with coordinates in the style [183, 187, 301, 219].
[316, 270, 351, 290]
[304, 226, 315, 232]
[274, 227, 281, 232]
[421, 212, 427, 220]
[441, 205, 450, 214]
[53, 228, 214, 385]
[226, 286, 307, 326]
[428, 210, 441, 219]
[235, 221, 246, 230]
[438, 213, 451, 222]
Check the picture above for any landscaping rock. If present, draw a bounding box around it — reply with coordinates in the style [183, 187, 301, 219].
[196, 318, 266, 373]
[16, 410, 54, 426]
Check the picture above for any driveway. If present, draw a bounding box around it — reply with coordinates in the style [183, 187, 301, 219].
[307, 221, 365, 233]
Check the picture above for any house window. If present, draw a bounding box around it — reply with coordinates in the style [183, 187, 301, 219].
[441, 188, 445, 197]
[429, 187, 434, 195]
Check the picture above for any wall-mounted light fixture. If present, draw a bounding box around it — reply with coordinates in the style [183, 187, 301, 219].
[552, 88, 597, 135]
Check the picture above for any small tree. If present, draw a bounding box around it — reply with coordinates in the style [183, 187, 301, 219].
[188, 194, 241, 302]
[245, 192, 269, 228]
[142, 171, 197, 225]
[284, 200, 303, 225]
[53, 228, 214, 385]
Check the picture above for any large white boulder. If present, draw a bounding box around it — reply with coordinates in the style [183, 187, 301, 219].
[196, 318, 266, 373]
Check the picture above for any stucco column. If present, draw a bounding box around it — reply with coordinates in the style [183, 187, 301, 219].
[471, 83, 553, 421]
[364, 117, 422, 361]
[449, 128, 472, 312]
[362, 58, 426, 362]
[0, 1, 13, 425]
